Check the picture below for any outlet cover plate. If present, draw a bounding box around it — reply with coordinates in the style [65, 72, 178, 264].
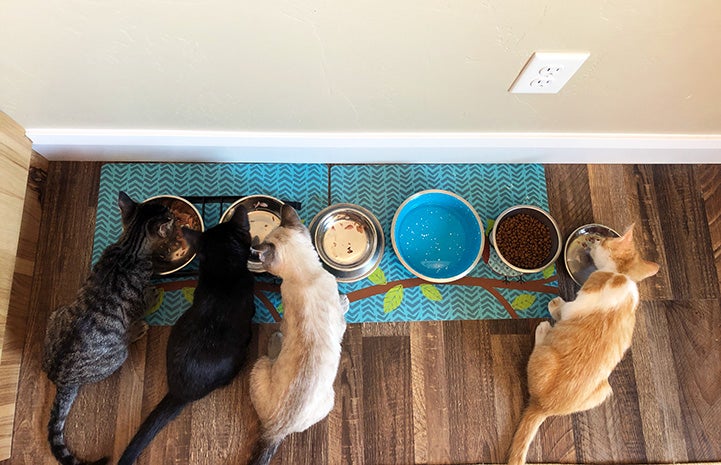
[509, 51, 590, 94]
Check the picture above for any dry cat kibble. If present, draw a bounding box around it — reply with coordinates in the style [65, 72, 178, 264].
[496, 213, 552, 269]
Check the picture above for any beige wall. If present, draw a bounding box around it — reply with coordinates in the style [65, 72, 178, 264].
[1, 1, 720, 134]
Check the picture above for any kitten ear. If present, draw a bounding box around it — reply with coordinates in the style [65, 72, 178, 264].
[118, 191, 137, 223]
[620, 223, 635, 244]
[280, 205, 302, 228]
[252, 242, 276, 265]
[642, 260, 660, 279]
[230, 205, 251, 231]
[182, 227, 202, 249]
[157, 218, 174, 238]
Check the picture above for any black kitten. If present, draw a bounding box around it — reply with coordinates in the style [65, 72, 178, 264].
[42, 192, 174, 465]
[118, 206, 256, 465]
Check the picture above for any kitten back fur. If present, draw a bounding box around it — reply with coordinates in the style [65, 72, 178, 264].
[42, 192, 173, 465]
[118, 206, 256, 465]
[507, 224, 659, 465]
[249, 205, 347, 465]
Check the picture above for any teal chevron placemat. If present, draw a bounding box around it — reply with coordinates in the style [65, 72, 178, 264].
[94, 163, 557, 325]
[93, 163, 328, 325]
[331, 164, 558, 323]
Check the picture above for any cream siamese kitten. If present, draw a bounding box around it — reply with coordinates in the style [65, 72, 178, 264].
[249, 205, 348, 465]
[508, 224, 659, 465]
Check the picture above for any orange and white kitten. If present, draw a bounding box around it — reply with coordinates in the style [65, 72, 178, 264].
[248, 205, 348, 465]
[507, 224, 659, 465]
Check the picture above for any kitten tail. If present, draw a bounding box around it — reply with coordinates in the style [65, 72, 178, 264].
[507, 402, 548, 465]
[48, 384, 109, 465]
[248, 436, 282, 465]
[118, 394, 187, 465]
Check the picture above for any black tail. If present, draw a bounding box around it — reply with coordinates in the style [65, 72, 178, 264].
[118, 394, 187, 465]
[48, 384, 109, 465]
[248, 437, 281, 465]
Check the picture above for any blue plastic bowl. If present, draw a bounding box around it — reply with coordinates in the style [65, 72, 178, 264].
[391, 190, 484, 283]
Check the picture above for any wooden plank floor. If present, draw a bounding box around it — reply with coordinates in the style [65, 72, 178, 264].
[3, 163, 720, 465]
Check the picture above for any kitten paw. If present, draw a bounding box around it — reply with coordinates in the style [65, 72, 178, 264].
[534, 321, 551, 346]
[548, 296, 565, 320]
[144, 286, 161, 310]
[267, 331, 284, 359]
[339, 294, 350, 314]
[130, 320, 149, 343]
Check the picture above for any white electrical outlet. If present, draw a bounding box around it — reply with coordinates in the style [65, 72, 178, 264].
[509, 52, 590, 94]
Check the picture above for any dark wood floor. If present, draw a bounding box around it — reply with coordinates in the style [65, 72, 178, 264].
[3, 163, 721, 465]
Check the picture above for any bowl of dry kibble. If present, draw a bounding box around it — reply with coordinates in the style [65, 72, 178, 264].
[491, 205, 562, 274]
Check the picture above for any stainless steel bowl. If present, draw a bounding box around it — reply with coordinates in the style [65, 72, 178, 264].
[220, 195, 285, 273]
[143, 195, 205, 276]
[491, 204, 562, 274]
[309, 204, 384, 283]
[564, 223, 620, 285]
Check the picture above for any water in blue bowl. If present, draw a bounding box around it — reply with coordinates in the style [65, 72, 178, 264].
[392, 191, 483, 282]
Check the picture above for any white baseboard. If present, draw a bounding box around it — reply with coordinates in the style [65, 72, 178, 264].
[26, 129, 721, 163]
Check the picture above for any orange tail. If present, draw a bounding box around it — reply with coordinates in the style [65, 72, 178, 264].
[507, 402, 548, 465]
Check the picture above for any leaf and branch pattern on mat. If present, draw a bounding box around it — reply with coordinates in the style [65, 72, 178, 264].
[153, 263, 558, 322]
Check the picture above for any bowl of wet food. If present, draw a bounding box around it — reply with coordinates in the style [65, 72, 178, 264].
[391, 190, 484, 283]
[143, 195, 204, 275]
[564, 223, 620, 285]
[491, 205, 562, 274]
[309, 203, 384, 282]
[220, 195, 285, 273]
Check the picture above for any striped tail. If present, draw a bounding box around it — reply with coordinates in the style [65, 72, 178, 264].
[507, 402, 548, 465]
[48, 384, 109, 465]
[118, 394, 187, 465]
[248, 436, 282, 465]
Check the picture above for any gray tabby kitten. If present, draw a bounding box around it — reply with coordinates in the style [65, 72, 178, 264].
[42, 191, 174, 465]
